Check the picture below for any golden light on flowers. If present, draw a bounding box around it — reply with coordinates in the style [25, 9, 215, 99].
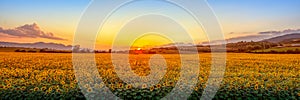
[0, 52, 299, 99]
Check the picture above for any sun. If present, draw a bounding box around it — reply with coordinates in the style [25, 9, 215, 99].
[131, 33, 172, 49]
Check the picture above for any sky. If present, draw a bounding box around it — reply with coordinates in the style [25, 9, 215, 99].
[0, 0, 300, 49]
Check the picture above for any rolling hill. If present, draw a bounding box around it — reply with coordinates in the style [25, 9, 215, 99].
[0, 42, 73, 50]
[262, 33, 300, 43]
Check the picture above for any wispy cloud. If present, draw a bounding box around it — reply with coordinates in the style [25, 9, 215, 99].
[258, 29, 300, 35]
[0, 23, 66, 40]
[204, 28, 300, 44]
[228, 32, 255, 34]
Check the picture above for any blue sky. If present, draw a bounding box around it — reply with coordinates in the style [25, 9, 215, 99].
[1, 0, 299, 32]
[208, 0, 300, 33]
[0, 0, 299, 48]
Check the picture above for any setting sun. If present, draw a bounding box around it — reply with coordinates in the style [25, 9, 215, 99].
[131, 33, 172, 49]
[137, 48, 142, 50]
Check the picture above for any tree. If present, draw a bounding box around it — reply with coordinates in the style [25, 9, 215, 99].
[72, 45, 80, 53]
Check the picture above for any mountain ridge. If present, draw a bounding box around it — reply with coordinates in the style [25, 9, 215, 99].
[261, 33, 300, 43]
[0, 41, 73, 50]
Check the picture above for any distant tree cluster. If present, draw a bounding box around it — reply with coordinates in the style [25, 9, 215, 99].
[72, 45, 94, 53]
[39, 49, 71, 53]
[14, 49, 72, 53]
[15, 49, 27, 52]
[15, 49, 37, 53]
[226, 41, 278, 53]
[72, 45, 110, 53]
[286, 49, 300, 53]
[254, 48, 300, 54]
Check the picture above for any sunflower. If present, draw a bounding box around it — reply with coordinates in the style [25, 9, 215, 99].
[42, 77, 46, 80]
[142, 84, 147, 89]
[70, 85, 75, 89]
[0, 85, 4, 89]
[117, 83, 124, 88]
[149, 86, 154, 91]
[194, 86, 199, 91]
[3, 86, 7, 90]
[87, 88, 93, 93]
[41, 86, 47, 91]
[99, 83, 104, 89]
[156, 84, 161, 89]
[45, 90, 51, 95]
[163, 82, 167, 87]
[168, 81, 174, 86]
[33, 87, 39, 91]
[125, 84, 132, 90]
[245, 83, 250, 88]
[109, 84, 115, 91]
[260, 85, 264, 89]
[277, 87, 281, 91]
[84, 84, 90, 88]
[56, 89, 62, 94]
[6, 84, 12, 88]
[15, 87, 21, 91]
[48, 87, 53, 91]
[21, 86, 26, 91]
[61, 81, 65, 85]
[254, 84, 259, 90]
[73, 79, 78, 83]
[62, 85, 68, 89]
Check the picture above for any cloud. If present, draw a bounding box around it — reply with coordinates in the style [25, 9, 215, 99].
[228, 32, 254, 34]
[203, 28, 300, 44]
[259, 29, 300, 35]
[0, 23, 66, 40]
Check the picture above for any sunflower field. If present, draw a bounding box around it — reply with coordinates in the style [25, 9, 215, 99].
[0, 52, 299, 99]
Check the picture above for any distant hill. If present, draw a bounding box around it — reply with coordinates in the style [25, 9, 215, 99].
[262, 33, 300, 43]
[0, 42, 73, 50]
